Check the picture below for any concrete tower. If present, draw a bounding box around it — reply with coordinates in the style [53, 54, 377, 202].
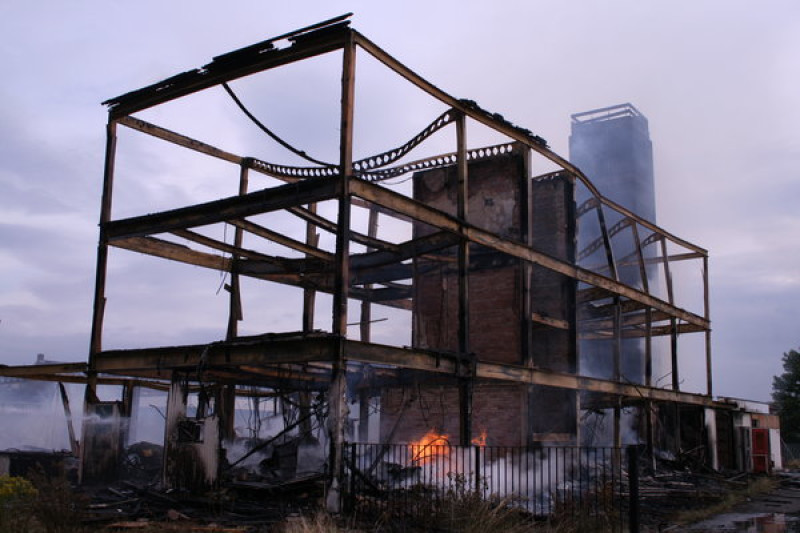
[569, 103, 656, 389]
[569, 103, 656, 224]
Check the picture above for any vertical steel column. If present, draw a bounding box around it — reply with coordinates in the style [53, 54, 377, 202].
[327, 31, 356, 513]
[631, 222, 656, 470]
[595, 205, 620, 378]
[301, 192, 319, 441]
[360, 206, 379, 342]
[303, 202, 319, 333]
[518, 144, 533, 369]
[660, 237, 679, 391]
[88, 120, 118, 398]
[356, 207, 378, 443]
[703, 256, 712, 397]
[596, 205, 622, 450]
[630, 223, 652, 387]
[225, 164, 248, 341]
[82, 119, 117, 483]
[455, 112, 472, 446]
[220, 164, 250, 441]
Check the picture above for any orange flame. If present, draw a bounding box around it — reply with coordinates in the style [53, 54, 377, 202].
[471, 428, 488, 447]
[410, 429, 451, 464]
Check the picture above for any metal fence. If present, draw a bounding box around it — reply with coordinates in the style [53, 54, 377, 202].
[343, 443, 637, 531]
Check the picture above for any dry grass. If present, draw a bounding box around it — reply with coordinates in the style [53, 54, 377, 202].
[430, 492, 535, 533]
[276, 511, 350, 532]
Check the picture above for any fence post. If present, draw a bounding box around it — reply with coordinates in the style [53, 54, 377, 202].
[627, 446, 640, 533]
[345, 443, 356, 513]
[474, 445, 481, 494]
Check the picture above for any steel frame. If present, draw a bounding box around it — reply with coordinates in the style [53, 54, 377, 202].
[0, 15, 718, 502]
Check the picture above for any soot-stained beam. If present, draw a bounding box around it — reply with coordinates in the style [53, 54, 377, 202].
[104, 178, 341, 241]
[350, 178, 708, 329]
[111, 235, 412, 309]
[353, 30, 706, 257]
[105, 20, 351, 119]
[580, 309, 672, 330]
[86, 335, 718, 407]
[95, 335, 339, 374]
[579, 322, 705, 340]
[231, 219, 333, 260]
[288, 204, 397, 252]
[341, 340, 718, 407]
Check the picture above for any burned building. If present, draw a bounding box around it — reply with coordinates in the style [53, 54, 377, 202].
[0, 15, 780, 514]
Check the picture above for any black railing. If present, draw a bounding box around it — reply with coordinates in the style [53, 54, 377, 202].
[343, 443, 640, 531]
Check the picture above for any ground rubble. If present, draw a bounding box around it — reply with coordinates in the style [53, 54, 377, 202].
[80, 474, 326, 531]
[77, 440, 327, 532]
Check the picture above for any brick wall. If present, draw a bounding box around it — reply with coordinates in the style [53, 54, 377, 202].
[378, 154, 578, 447]
[379, 381, 526, 446]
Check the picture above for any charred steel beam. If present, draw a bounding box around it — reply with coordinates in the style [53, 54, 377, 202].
[352, 30, 706, 256]
[119, 115, 339, 183]
[577, 286, 614, 303]
[475, 361, 716, 407]
[112, 236, 412, 309]
[94, 335, 339, 374]
[340, 340, 718, 407]
[112, 236, 232, 270]
[579, 298, 651, 320]
[85, 336, 718, 406]
[288, 205, 398, 253]
[349, 178, 709, 329]
[171, 228, 276, 263]
[233, 231, 458, 278]
[205, 366, 330, 391]
[531, 312, 570, 330]
[350, 230, 459, 270]
[104, 177, 340, 241]
[231, 218, 333, 260]
[582, 251, 705, 276]
[580, 308, 673, 330]
[119, 116, 243, 166]
[0, 362, 88, 377]
[579, 322, 705, 340]
[104, 19, 351, 119]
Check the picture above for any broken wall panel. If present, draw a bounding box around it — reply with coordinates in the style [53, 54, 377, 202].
[162, 377, 221, 492]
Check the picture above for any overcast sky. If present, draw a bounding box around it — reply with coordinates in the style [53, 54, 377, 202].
[0, 1, 798, 403]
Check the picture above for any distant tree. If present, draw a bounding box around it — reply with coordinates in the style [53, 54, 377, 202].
[772, 349, 800, 442]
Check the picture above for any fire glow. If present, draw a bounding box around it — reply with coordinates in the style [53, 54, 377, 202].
[409, 429, 487, 465]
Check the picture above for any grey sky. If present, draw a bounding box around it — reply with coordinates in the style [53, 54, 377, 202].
[0, 1, 798, 402]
